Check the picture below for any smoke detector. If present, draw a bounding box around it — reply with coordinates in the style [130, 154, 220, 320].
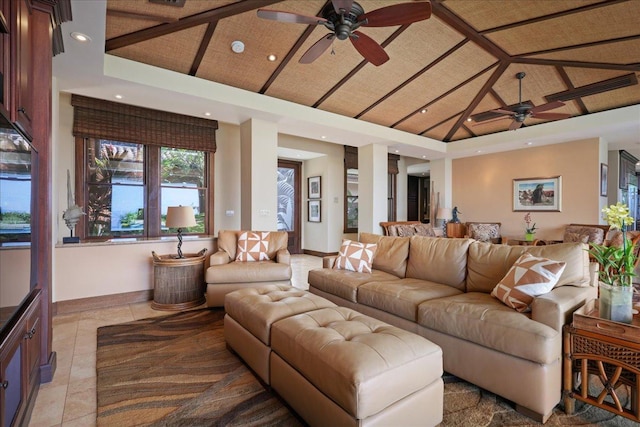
[231, 41, 245, 53]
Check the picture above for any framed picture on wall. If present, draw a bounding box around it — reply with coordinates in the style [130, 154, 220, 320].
[513, 176, 562, 212]
[600, 163, 608, 197]
[308, 176, 321, 199]
[308, 200, 321, 222]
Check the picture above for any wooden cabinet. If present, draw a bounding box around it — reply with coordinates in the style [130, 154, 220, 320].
[0, 290, 41, 427]
[10, 0, 32, 139]
[0, 0, 11, 118]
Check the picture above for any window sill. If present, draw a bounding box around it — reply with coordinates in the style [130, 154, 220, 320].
[55, 235, 215, 248]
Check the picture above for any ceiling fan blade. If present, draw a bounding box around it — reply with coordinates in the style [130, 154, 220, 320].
[257, 9, 326, 25]
[509, 120, 524, 131]
[350, 31, 389, 66]
[530, 100, 565, 114]
[299, 34, 335, 64]
[332, 0, 354, 14]
[530, 112, 572, 120]
[490, 109, 517, 116]
[358, 2, 432, 27]
[472, 117, 511, 127]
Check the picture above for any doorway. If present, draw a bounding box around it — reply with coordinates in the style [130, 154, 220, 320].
[277, 159, 302, 254]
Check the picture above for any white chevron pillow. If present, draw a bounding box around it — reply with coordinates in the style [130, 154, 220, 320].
[236, 231, 270, 262]
[333, 239, 377, 273]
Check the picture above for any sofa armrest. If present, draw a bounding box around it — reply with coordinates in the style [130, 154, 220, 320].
[210, 250, 232, 266]
[276, 249, 291, 265]
[531, 285, 598, 332]
[323, 255, 338, 268]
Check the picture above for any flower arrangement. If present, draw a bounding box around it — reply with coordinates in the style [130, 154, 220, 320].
[524, 212, 537, 234]
[588, 202, 636, 287]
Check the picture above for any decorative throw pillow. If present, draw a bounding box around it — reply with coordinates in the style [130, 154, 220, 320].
[395, 224, 417, 237]
[236, 231, 270, 262]
[414, 224, 436, 237]
[491, 253, 566, 312]
[563, 226, 604, 245]
[469, 223, 500, 242]
[333, 239, 377, 273]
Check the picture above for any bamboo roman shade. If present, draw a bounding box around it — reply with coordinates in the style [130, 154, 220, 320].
[344, 146, 400, 174]
[71, 95, 218, 152]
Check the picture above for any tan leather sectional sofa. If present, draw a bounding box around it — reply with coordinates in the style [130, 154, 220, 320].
[308, 233, 597, 423]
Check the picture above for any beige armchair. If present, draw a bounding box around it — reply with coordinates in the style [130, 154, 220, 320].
[205, 230, 292, 307]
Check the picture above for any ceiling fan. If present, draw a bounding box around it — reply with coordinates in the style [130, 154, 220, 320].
[257, 1, 431, 66]
[472, 72, 572, 130]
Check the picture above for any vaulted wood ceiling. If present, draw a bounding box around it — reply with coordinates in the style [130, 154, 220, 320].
[105, 0, 640, 142]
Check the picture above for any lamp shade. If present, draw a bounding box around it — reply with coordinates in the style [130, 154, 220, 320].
[436, 207, 452, 220]
[165, 206, 197, 228]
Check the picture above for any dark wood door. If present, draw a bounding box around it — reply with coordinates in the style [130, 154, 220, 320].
[407, 175, 419, 221]
[277, 159, 301, 254]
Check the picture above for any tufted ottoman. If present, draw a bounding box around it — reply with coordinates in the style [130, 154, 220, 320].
[270, 306, 443, 427]
[224, 284, 336, 383]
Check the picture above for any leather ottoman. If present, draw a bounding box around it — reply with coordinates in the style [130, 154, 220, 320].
[224, 284, 336, 383]
[270, 306, 443, 427]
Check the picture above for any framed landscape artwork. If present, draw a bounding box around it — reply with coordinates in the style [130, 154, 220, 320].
[308, 200, 321, 222]
[513, 176, 562, 212]
[600, 163, 608, 197]
[308, 176, 321, 199]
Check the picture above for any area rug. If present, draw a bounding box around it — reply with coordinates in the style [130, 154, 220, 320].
[97, 309, 636, 426]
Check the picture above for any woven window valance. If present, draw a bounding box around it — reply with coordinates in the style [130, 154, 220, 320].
[71, 94, 218, 152]
[344, 146, 400, 174]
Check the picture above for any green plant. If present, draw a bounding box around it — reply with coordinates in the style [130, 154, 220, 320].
[524, 212, 537, 234]
[588, 202, 636, 287]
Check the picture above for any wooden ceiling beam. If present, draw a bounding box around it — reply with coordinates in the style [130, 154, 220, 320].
[106, 0, 284, 51]
[355, 39, 468, 119]
[443, 62, 509, 142]
[421, 111, 462, 135]
[479, 0, 629, 34]
[189, 21, 217, 76]
[513, 57, 640, 71]
[518, 33, 640, 58]
[430, 1, 509, 60]
[546, 73, 639, 102]
[312, 24, 410, 108]
[489, 88, 507, 106]
[555, 66, 589, 114]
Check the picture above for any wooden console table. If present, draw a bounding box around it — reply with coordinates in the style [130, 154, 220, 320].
[563, 299, 640, 422]
[151, 249, 207, 311]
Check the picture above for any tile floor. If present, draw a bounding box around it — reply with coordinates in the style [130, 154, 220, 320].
[28, 254, 322, 427]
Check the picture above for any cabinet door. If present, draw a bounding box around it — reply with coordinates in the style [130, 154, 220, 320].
[10, 0, 31, 139]
[0, 333, 23, 427]
[25, 302, 40, 389]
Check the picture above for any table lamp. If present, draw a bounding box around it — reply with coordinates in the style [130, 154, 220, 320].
[436, 207, 452, 237]
[165, 206, 196, 258]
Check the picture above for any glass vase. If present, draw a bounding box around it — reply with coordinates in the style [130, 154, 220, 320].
[598, 282, 633, 324]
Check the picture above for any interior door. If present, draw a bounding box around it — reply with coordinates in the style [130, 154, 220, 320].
[277, 160, 301, 254]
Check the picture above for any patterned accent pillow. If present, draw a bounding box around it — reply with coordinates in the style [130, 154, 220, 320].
[413, 224, 436, 237]
[563, 226, 604, 245]
[333, 239, 377, 273]
[491, 253, 566, 312]
[468, 223, 500, 242]
[236, 231, 270, 262]
[395, 225, 418, 237]
[563, 232, 589, 244]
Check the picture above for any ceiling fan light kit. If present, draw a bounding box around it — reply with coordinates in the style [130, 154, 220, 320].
[231, 40, 245, 54]
[257, 1, 432, 66]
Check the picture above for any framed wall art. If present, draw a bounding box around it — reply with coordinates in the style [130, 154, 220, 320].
[308, 176, 321, 199]
[513, 176, 562, 212]
[308, 200, 321, 222]
[600, 163, 608, 197]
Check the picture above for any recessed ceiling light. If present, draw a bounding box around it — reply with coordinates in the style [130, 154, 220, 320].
[267, 54, 277, 62]
[321, 135, 326, 139]
[394, 150, 399, 153]
[204, 112, 211, 117]
[422, 155, 427, 159]
[476, 150, 483, 153]
[420, 109, 427, 114]
[114, 94, 123, 99]
[466, 117, 472, 122]
[525, 142, 533, 146]
[71, 32, 91, 43]
[231, 40, 245, 53]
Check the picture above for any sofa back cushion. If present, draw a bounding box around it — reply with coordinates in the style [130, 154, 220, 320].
[359, 233, 409, 278]
[218, 230, 288, 261]
[405, 237, 473, 291]
[467, 241, 590, 293]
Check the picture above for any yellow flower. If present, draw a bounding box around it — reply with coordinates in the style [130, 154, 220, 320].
[602, 202, 634, 230]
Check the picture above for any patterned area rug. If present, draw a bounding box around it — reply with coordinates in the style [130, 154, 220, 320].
[96, 309, 636, 426]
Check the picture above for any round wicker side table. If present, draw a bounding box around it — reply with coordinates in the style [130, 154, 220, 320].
[151, 248, 207, 311]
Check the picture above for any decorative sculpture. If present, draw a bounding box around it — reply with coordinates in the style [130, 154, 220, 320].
[62, 170, 85, 243]
[451, 206, 461, 223]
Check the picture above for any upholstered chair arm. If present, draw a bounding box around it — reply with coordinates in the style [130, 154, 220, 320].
[531, 285, 598, 332]
[210, 250, 232, 266]
[276, 249, 291, 265]
[323, 255, 338, 268]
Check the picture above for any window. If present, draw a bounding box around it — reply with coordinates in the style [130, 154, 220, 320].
[387, 172, 396, 222]
[71, 95, 217, 240]
[346, 168, 359, 232]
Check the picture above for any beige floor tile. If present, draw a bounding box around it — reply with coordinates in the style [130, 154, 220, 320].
[69, 352, 96, 382]
[73, 331, 97, 356]
[61, 413, 96, 427]
[63, 378, 97, 422]
[28, 383, 67, 427]
[52, 321, 78, 343]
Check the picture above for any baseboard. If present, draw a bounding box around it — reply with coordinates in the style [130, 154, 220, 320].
[303, 249, 338, 257]
[53, 290, 153, 315]
[40, 351, 57, 383]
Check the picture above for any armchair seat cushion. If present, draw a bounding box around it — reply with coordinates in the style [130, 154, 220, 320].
[206, 260, 291, 284]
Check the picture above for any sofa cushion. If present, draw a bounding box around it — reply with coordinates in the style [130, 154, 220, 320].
[405, 237, 473, 291]
[236, 231, 270, 261]
[358, 278, 463, 322]
[467, 242, 589, 293]
[334, 239, 377, 273]
[491, 253, 566, 312]
[205, 260, 291, 284]
[417, 293, 560, 365]
[359, 233, 409, 278]
[308, 268, 400, 303]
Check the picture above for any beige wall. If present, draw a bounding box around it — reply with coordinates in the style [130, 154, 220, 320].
[452, 138, 604, 240]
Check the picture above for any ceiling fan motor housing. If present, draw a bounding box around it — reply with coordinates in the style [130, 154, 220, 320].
[322, 2, 365, 40]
